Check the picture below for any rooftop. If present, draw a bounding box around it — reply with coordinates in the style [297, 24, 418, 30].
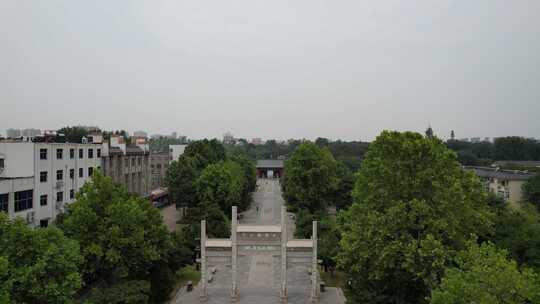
[465, 166, 535, 181]
[256, 159, 284, 169]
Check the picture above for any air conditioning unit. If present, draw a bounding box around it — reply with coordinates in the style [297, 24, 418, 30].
[55, 181, 64, 189]
[26, 211, 35, 224]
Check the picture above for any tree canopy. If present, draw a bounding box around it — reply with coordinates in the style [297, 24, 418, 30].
[523, 173, 540, 210]
[0, 213, 82, 303]
[430, 242, 540, 304]
[282, 142, 339, 213]
[337, 131, 493, 304]
[58, 172, 175, 302]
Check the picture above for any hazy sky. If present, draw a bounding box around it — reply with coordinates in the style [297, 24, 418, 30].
[1, 1, 539, 141]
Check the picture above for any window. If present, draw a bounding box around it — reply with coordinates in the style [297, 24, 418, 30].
[0, 194, 8, 213]
[125, 160, 129, 167]
[79, 148, 83, 159]
[40, 148, 47, 160]
[40, 171, 47, 182]
[14, 190, 33, 212]
[131, 158, 135, 166]
[157, 164, 161, 169]
[70, 169, 74, 179]
[40, 195, 47, 206]
[88, 148, 94, 158]
[79, 168, 83, 178]
[97, 149, 101, 158]
[0, 158, 4, 170]
[70, 189, 74, 200]
[97, 166, 101, 171]
[56, 170, 63, 181]
[56, 148, 63, 159]
[88, 167, 94, 177]
[40, 219, 48, 228]
[70, 148, 75, 159]
[138, 158, 142, 166]
[56, 192, 63, 203]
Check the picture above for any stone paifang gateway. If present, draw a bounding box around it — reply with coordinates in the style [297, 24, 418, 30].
[199, 206, 320, 303]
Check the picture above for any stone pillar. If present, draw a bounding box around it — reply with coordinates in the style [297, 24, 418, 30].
[280, 206, 287, 302]
[231, 206, 239, 301]
[200, 220, 207, 302]
[311, 221, 319, 303]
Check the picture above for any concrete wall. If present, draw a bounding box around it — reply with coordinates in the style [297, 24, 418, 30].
[169, 144, 187, 163]
[0, 142, 34, 178]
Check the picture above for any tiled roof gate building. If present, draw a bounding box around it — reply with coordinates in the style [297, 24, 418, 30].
[256, 159, 284, 179]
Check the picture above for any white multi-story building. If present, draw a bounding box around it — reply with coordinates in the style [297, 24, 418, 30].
[0, 141, 101, 227]
[169, 144, 187, 163]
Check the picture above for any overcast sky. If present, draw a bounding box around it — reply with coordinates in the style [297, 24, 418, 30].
[1, 1, 539, 141]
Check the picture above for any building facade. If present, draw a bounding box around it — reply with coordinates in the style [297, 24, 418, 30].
[150, 152, 169, 189]
[466, 166, 534, 208]
[101, 136, 151, 197]
[169, 144, 187, 163]
[0, 141, 102, 227]
[256, 159, 284, 178]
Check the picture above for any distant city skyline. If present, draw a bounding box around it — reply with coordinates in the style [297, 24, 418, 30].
[2, 1, 539, 141]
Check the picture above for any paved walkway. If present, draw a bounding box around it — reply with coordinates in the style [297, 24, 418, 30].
[172, 179, 344, 304]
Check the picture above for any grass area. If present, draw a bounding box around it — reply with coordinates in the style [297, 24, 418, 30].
[176, 265, 201, 286]
[320, 269, 347, 288]
[168, 265, 201, 300]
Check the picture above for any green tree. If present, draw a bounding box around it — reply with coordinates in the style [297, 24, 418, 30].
[430, 242, 540, 304]
[319, 216, 340, 275]
[489, 203, 540, 271]
[195, 161, 243, 214]
[282, 142, 338, 213]
[337, 131, 493, 304]
[58, 126, 90, 143]
[523, 173, 540, 210]
[229, 154, 257, 210]
[0, 256, 10, 304]
[85, 280, 150, 304]
[58, 172, 172, 286]
[184, 139, 226, 169]
[166, 155, 200, 208]
[0, 213, 82, 303]
[332, 161, 355, 210]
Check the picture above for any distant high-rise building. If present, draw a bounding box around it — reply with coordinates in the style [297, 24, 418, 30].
[133, 130, 148, 138]
[171, 132, 177, 139]
[251, 138, 263, 145]
[223, 132, 235, 145]
[470, 137, 481, 143]
[22, 129, 41, 137]
[6, 129, 21, 138]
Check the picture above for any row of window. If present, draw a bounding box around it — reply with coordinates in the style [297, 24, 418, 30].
[39, 167, 100, 182]
[0, 188, 78, 213]
[39, 147, 101, 160]
[0, 190, 33, 213]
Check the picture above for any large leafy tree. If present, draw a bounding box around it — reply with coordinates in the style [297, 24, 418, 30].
[195, 161, 243, 215]
[489, 203, 540, 271]
[166, 155, 200, 208]
[58, 126, 90, 143]
[184, 139, 226, 169]
[282, 142, 338, 213]
[0, 213, 82, 303]
[58, 172, 172, 286]
[430, 242, 540, 304]
[338, 131, 493, 304]
[523, 173, 540, 210]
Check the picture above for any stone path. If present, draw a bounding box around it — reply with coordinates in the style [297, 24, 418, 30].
[172, 179, 345, 304]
